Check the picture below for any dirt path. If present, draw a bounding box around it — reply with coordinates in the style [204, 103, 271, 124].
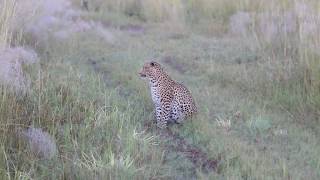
[157, 128, 221, 173]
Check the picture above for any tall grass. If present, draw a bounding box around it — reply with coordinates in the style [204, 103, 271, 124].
[0, 1, 167, 175]
[0, 60, 168, 178]
[84, 0, 320, 96]
[0, 0, 16, 48]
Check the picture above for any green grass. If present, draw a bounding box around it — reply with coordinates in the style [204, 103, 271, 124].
[0, 0, 320, 179]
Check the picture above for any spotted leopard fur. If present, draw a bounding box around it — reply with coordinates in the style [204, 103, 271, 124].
[139, 61, 197, 128]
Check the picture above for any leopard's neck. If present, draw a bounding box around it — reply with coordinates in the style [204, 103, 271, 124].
[148, 72, 174, 88]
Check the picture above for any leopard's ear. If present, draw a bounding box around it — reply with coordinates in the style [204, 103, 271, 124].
[150, 61, 156, 66]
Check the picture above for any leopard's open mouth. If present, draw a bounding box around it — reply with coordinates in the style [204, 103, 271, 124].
[139, 72, 146, 77]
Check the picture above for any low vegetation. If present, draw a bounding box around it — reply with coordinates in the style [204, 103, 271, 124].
[0, 0, 319, 179]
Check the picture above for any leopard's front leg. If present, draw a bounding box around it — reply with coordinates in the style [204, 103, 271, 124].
[154, 105, 161, 123]
[156, 102, 171, 129]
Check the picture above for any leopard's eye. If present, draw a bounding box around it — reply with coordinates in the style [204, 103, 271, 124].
[150, 62, 155, 66]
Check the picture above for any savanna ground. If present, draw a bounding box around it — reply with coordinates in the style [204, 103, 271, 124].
[0, 0, 320, 179]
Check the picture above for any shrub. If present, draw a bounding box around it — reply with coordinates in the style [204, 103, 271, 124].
[21, 128, 57, 159]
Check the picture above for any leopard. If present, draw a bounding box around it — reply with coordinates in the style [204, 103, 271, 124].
[139, 61, 197, 128]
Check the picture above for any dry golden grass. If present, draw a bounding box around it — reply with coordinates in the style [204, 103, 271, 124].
[0, 0, 16, 48]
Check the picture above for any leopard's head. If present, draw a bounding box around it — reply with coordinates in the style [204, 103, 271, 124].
[139, 61, 163, 79]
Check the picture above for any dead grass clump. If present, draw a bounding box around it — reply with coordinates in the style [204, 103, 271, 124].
[0, 47, 39, 92]
[229, 11, 251, 37]
[7, 0, 114, 44]
[20, 128, 57, 159]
